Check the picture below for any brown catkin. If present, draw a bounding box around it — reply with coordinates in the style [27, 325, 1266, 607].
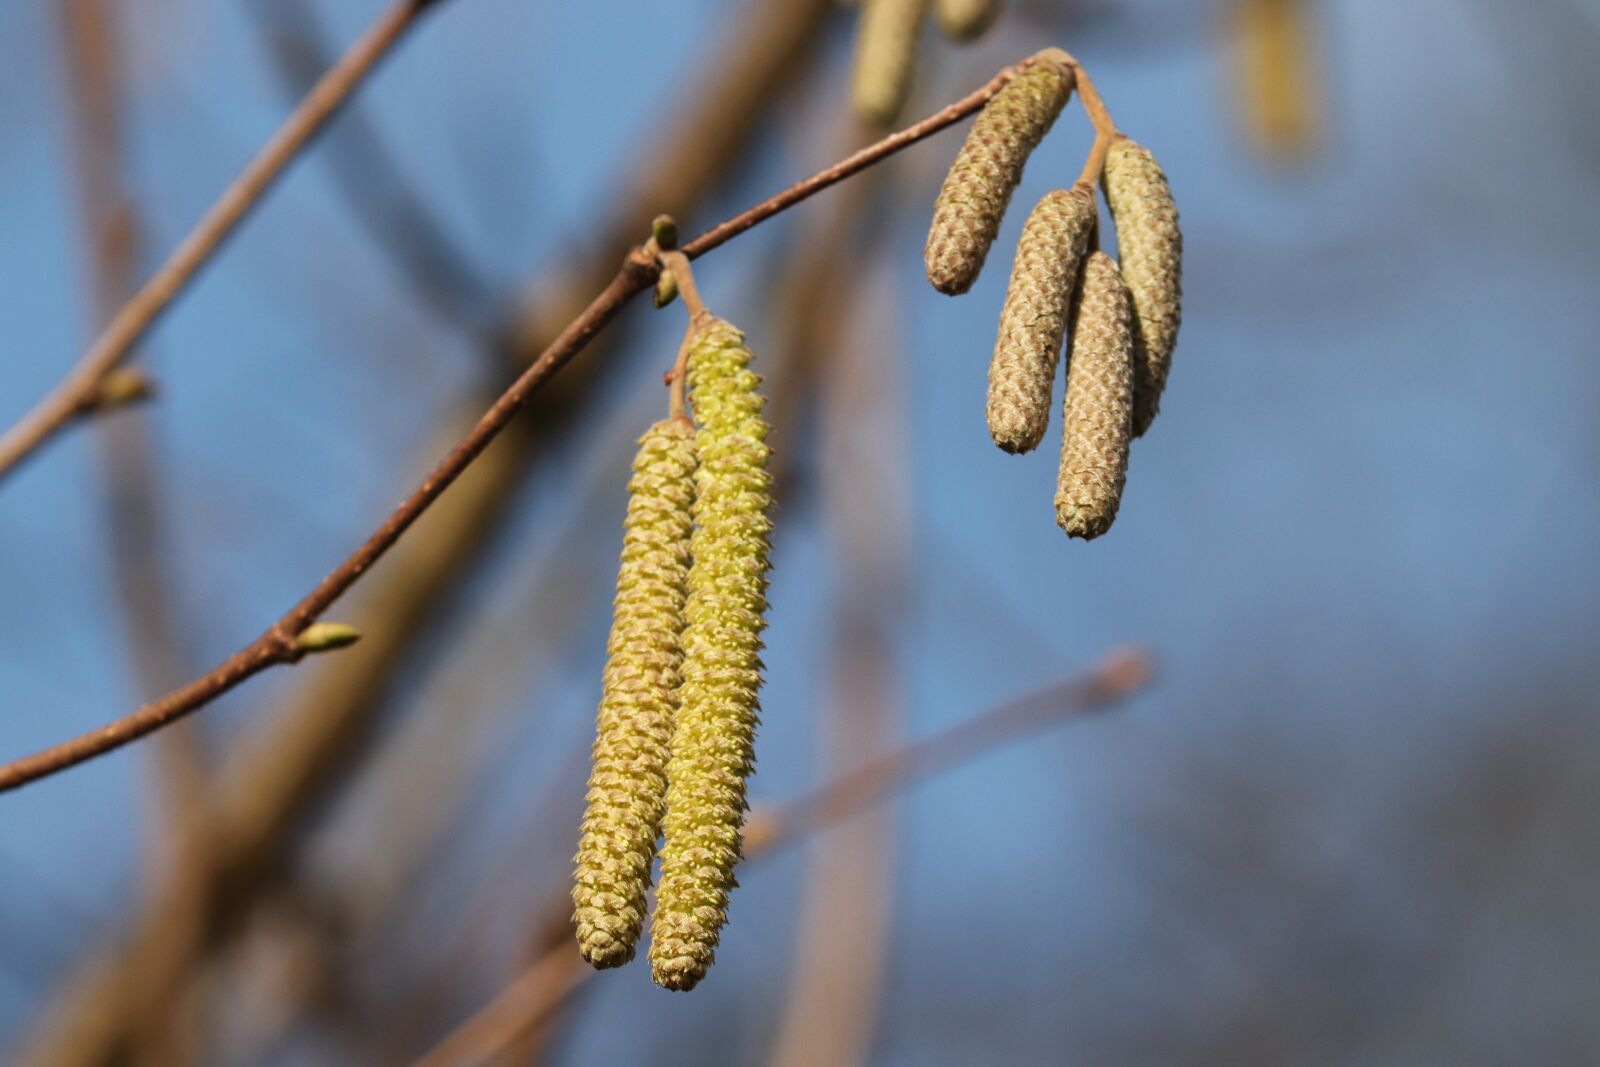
[935, 0, 1000, 41]
[986, 185, 1096, 454]
[650, 318, 773, 992]
[924, 58, 1074, 295]
[1056, 252, 1135, 539]
[1102, 138, 1182, 436]
[852, 0, 928, 126]
[573, 418, 698, 968]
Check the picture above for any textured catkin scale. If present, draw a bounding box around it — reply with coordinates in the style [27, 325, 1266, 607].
[650, 318, 773, 992]
[851, 0, 928, 126]
[986, 185, 1096, 454]
[924, 59, 1074, 295]
[572, 418, 698, 969]
[935, 0, 1000, 41]
[1056, 252, 1135, 540]
[1101, 138, 1182, 437]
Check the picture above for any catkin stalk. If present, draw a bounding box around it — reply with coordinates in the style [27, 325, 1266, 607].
[987, 185, 1096, 454]
[852, 0, 928, 126]
[573, 418, 699, 968]
[1056, 252, 1135, 540]
[1102, 138, 1182, 436]
[925, 57, 1074, 295]
[935, 0, 1000, 41]
[651, 318, 773, 992]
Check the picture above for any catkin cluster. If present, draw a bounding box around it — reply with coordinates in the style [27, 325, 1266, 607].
[650, 318, 773, 992]
[926, 55, 1182, 540]
[573, 418, 698, 968]
[575, 314, 773, 993]
[924, 58, 1074, 295]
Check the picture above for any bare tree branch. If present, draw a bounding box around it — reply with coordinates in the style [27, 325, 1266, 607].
[0, 54, 1045, 793]
[0, 0, 452, 482]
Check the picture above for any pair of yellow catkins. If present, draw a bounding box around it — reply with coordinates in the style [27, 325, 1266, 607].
[572, 316, 772, 992]
[928, 57, 1183, 539]
[573, 52, 1182, 996]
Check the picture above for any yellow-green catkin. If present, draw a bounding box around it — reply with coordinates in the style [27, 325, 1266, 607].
[852, 0, 928, 126]
[1101, 138, 1183, 437]
[1056, 252, 1135, 540]
[650, 318, 773, 992]
[573, 418, 698, 969]
[935, 0, 1000, 41]
[987, 185, 1096, 454]
[924, 58, 1074, 295]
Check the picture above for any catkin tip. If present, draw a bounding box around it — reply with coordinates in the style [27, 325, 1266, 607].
[925, 60, 1075, 294]
[935, 0, 1000, 41]
[852, 0, 928, 125]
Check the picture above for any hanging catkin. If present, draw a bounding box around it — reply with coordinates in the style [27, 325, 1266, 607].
[1101, 138, 1182, 437]
[650, 317, 773, 992]
[572, 418, 698, 969]
[986, 185, 1096, 454]
[1056, 252, 1135, 540]
[925, 57, 1074, 295]
[852, 0, 928, 126]
[935, 0, 1000, 41]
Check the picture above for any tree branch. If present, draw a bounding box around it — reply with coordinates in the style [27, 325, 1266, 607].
[0, 55, 1037, 795]
[0, 0, 450, 483]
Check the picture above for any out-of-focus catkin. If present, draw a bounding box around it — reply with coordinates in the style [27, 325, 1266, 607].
[925, 57, 1074, 295]
[987, 185, 1096, 454]
[650, 318, 773, 992]
[1056, 252, 1135, 540]
[572, 418, 698, 969]
[852, 0, 928, 126]
[935, 0, 1000, 41]
[1101, 138, 1182, 437]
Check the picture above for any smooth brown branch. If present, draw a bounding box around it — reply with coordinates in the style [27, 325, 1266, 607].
[407, 647, 1154, 1067]
[0, 0, 451, 484]
[0, 54, 1044, 795]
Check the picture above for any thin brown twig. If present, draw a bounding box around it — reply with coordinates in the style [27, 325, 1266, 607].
[0, 0, 450, 483]
[0, 54, 1037, 795]
[407, 647, 1155, 1067]
[657, 249, 709, 419]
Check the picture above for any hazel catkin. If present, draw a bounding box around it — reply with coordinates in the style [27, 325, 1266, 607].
[1101, 138, 1182, 437]
[650, 318, 773, 992]
[852, 0, 928, 126]
[986, 185, 1096, 454]
[935, 0, 1000, 41]
[925, 57, 1074, 295]
[1056, 251, 1135, 540]
[573, 418, 699, 969]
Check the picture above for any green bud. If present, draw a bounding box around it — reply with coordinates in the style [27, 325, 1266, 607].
[294, 622, 362, 653]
